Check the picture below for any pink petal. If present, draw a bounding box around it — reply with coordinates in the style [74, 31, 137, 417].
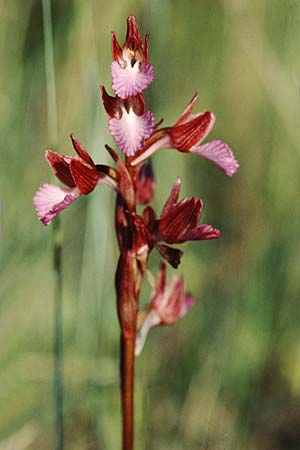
[190, 140, 239, 176]
[109, 109, 154, 157]
[33, 184, 80, 226]
[111, 60, 154, 99]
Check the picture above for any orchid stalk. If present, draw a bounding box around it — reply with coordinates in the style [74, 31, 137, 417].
[33, 16, 238, 450]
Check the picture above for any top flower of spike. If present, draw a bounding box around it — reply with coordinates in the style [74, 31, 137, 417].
[111, 15, 154, 99]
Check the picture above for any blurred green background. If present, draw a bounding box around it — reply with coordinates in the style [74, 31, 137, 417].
[1, 0, 300, 449]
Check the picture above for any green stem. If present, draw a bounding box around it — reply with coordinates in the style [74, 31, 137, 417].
[42, 1, 63, 449]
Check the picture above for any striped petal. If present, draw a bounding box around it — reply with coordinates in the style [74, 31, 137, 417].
[45, 150, 75, 188]
[69, 158, 99, 194]
[170, 111, 215, 152]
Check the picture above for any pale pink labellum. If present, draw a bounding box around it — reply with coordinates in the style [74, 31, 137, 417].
[111, 60, 154, 100]
[109, 108, 154, 157]
[33, 184, 80, 226]
[190, 140, 239, 177]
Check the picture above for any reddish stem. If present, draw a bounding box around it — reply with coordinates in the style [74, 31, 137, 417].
[120, 335, 136, 450]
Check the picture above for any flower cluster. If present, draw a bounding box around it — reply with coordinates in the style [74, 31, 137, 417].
[34, 16, 238, 352]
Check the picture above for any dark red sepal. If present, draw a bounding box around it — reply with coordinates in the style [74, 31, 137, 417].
[161, 177, 181, 217]
[125, 15, 143, 50]
[100, 85, 121, 118]
[112, 31, 123, 60]
[45, 150, 76, 188]
[144, 34, 149, 64]
[170, 111, 213, 152]
[70, 133, 94, 165]
[69, 158, 99, 195]
[130, 94, 146, 116]
[174, 92, 198, 126]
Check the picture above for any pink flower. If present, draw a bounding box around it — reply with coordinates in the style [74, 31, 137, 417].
[158, 178, 220, 244]
[131, 93, 239, 177]
[135, 263, 195, 355]
[101, 86, 154, 157]
[33, 134, 117, 226]
[110, 16, 154, 99]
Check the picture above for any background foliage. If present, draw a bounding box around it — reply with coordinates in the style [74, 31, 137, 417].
[1, 1, 300, 449]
